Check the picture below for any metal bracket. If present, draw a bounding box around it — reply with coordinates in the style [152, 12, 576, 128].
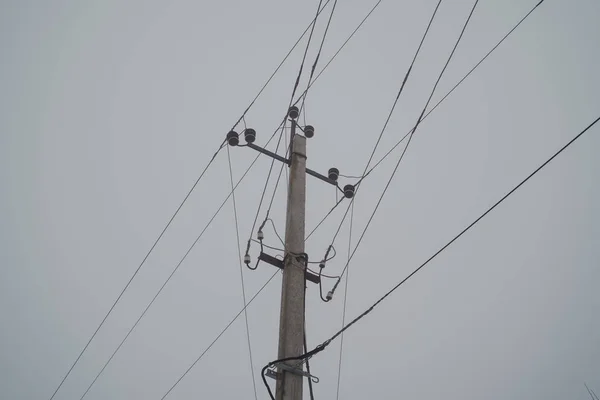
[245, 140, 337, 187]
[259, 252, 321, 284]
[267, 362, 319, 383]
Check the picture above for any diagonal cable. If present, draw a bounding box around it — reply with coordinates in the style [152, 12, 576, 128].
[50, 141, 224, 400]
[335, 199, 354, 400]
[227, 146, 258, 400]
[263, 115, 600, 381]
[47, 3, 335, 398]
[337, 0, 480, 280]
[78, 137, 277, 399]
[160, 270, 281, 400]
[362, 0, 547, 179]
[325, 0, 445, 258]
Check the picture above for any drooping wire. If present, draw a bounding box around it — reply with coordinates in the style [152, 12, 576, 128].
[358, 0, 548, 180]
[262, 115, 600, 388]
[227, 147, 258, 400]
[335, 199, 354, 400]
[298, 0, 339, 114]
[337, 0, 480, 282]
[161, 270, 281, 400]
[78, 134, 281, 398]
[244, 124, 287, 269]
[322, 0, 445, 265]
[56, 142, 224, 400]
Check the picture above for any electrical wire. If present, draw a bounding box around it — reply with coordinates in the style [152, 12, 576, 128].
[246, 0, 330, 267]
[586, 383, 599, 400]
[233, 0, 332, 130]
[50, 141, 224, 400]
[292, 0, 384, 108]
[360, 0, 548, 180]
[161, 270, 281, 400]
[47, 4, 338, 397]
[298, 0, 339, 114]
[288, 0, 324, 105]
[335, 199, 354, 400]
[305, 196, 345, 241]
[78, 139, 278, 398]
[227, 147, 258, 400]
[262, 115, 600, 389]
[321, 0, 445, 264]
[337, 0, 480, 282]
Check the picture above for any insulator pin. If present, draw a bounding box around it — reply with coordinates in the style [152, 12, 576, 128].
[226, 131, 239, 146]
[244, 128, 256, 143]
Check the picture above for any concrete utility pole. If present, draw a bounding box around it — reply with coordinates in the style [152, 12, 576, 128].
[275, 120, 307, 400]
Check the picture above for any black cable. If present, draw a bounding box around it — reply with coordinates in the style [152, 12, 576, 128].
[292, 0, 384, 108]
[78, 142, 273, 399]
[246, 0, 329, 266]
[227, 147, 258, 400]
[335, 199, 354, 400]
[278, 115, 600, 376]
[361, 0, 547, 179]
[161, 270, 281, 400]
[303, 265, 316, 400]
[323, 0, 444, 252]
[232, 0, 332, 130]
[586, 383, 598, 400]
[305, 196, 345, 241]
[48, 4, 340, 397]
[299, 0, 339, 115]
[337, 0, 480, 282]
[49, 141, 224, 400]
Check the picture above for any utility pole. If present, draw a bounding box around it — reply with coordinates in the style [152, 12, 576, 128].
[276, 118, 307, 400]
[231, 105, 355, 399]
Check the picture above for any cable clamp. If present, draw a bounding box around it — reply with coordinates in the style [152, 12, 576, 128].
[268, 362, 319, 383]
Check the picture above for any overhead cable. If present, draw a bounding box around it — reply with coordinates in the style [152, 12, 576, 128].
[263, 115, 600, 391]
[227, 147, 258, 400]
[337, 0, 480, 282]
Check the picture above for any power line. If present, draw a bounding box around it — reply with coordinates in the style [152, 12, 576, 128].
[47, 4, 336, 397]
[227, 147, 258, 400]
[361, 0, 547, 179]
[586, 383, 600, 400]
[263, 115, 600, 385]
[233, 0, 333, 129]
[299, 0, 339, 115]
[292, 0, 384, 107]
[78, 139, 279, 398]
[337, 0, 480, 281]
[48, 141, 224, 400]
[160, 270, 281, 400]
[325, 0, 445, 265]
[335, 199, 354, 400]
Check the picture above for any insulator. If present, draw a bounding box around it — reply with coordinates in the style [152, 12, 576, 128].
[304, 125, 314, 138]
[244, 128, 256, 143]
[288, 106, 299, 120]
[319, 261, 325, 269]
[343, 184, 355, 199]
[257, 230, 264, 241]
[226, 130, 239, 146]
[244, 253, 251, 264]
[326, 291, 333, 301]
[328, 167, 339, 182]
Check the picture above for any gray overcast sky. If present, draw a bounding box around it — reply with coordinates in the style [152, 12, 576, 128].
[1, 0, 599, 399]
